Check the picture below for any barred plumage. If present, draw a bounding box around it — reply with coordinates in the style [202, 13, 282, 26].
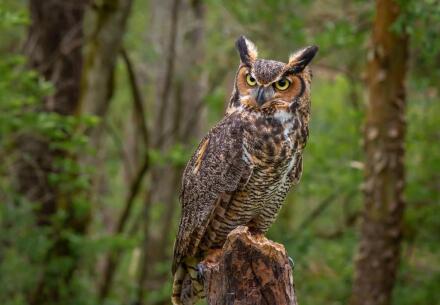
[172, 36, 318, 305]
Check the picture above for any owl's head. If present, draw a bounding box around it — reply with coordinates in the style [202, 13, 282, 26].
[227, 36, 318, 115]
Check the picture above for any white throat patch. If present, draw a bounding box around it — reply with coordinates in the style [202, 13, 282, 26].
[273, 110, 293, 124]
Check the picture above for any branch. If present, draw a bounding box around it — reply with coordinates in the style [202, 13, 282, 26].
[99, 46, 151, 303]
[200, 226, 298, 305]
[120, 47, 149, 147]
[295, 191, 339, 232]
[294, 188, 357, 234]
[155, 0, 181, 146]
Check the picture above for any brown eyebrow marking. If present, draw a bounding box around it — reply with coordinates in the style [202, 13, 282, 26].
[282, 68, 300, 78]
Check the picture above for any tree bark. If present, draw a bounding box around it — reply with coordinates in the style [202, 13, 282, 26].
[201, 226, 298, 305]
[350, 1, 408, 305]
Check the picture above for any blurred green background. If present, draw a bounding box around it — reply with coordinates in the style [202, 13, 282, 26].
[0, 1, 439, 305]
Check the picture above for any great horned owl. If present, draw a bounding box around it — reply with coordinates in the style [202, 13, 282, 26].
[172, 36, 318, 305]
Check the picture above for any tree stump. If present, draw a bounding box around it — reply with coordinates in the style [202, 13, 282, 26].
[200, 226, 298, 305]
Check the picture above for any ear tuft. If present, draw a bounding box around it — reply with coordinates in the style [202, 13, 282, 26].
[235, 36, 258, 65]
[287, 45, 318, 73]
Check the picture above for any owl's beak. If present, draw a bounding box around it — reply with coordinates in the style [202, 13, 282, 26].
[254, 86, 274, 107]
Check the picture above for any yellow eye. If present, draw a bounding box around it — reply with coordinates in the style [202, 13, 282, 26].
[246, 73, 257, 86]
[274, 78, 290, 91]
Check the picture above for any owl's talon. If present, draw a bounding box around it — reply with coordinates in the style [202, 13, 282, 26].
[288, 256, 295, 270]
[196, 263, 206, 282]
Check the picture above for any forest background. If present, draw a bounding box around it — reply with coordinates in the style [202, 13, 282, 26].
[0, 0, 439, 305]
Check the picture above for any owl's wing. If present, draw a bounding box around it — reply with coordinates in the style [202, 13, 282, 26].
[172, 114, 251, 273]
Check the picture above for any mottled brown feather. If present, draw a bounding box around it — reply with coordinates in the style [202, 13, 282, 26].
[172, 113, 251, 273]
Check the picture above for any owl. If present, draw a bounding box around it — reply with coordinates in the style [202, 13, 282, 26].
[172, 36, 318, 305]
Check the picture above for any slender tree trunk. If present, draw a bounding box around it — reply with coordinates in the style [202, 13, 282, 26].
[76, 0, 134, 300]
[136, 0, 207, 303]
[17, 1, 89, 304]
[350, 1, 408, 305]
[79, 0, 133, 118]
[79, 0, 133, 206]
[136, 0, 181, 292]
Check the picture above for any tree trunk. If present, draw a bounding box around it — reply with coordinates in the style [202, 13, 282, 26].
[201, 226, 298, 305]
[17, 1, 89, 304]
[76, 0, 134, 300]
[19, 0, 88, 221]
[350, 1, 408, 305]
[136, 0, 207, 303]
[79, 0, 133, 206]
[79, 0, 133, 118]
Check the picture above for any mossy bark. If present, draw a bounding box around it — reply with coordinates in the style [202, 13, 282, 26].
[78, 0, 133, 118]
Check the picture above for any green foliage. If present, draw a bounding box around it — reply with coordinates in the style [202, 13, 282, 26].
[148, 143, 192, 168]
[0, 5, 102, 305]
[396, 0, 440, 85]
[0, 11, 46, 305]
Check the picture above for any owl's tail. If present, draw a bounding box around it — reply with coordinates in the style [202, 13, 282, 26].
[171, 257, 205, 305]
